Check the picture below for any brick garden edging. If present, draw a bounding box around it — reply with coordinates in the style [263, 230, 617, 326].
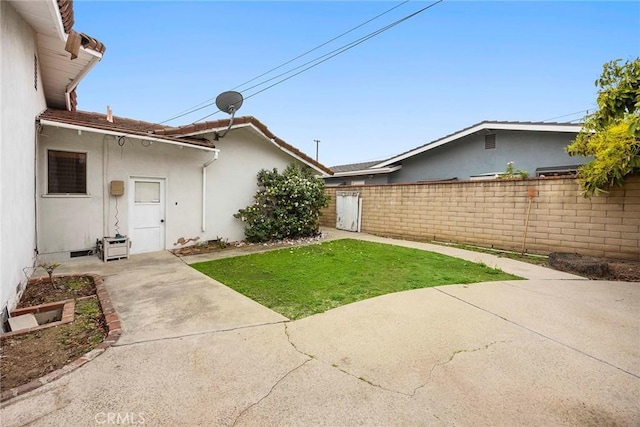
[0, 273, 121, 402]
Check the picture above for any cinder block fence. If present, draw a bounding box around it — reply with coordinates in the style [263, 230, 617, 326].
[320, 175, 640, 261]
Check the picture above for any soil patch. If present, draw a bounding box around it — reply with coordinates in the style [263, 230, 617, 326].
[1, 276, 106, 393]
[18, 276, 95, 307]
[549, 252, 640, 281]
[172, 234, 326, 257]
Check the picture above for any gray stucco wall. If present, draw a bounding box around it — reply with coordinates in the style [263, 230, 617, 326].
[390, 130, 586, 183]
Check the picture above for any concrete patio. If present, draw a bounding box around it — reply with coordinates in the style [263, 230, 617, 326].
[1, 230, 638, 426]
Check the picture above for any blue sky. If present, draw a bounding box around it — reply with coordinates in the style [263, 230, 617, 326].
[74, 1, 640, 167]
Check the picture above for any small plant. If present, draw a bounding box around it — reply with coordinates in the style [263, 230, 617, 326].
[38, 262, 60, 288]
[213, 236, 229, 249]
[63, 277, 90, 291]
[499, 161, 529, 179]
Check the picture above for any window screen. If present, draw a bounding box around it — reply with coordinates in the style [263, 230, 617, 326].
[48, 150, 87, 194]
[134, 181, 160, 203]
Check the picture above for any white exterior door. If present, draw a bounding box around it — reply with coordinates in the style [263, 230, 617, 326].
[129, 178, 165, 254]
[336, 191, 361, 232]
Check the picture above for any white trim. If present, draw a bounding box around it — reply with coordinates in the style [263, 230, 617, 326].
[65, 52, 103, 111]
[373, 122, 583, 169]
[324, 165, 402, 178]
[45, 0, 67, 41]
[41, 194, 91, 198]
[177, 122, 328, 175]
[128, 177, 166, 254]
[39, 119, 220, 152]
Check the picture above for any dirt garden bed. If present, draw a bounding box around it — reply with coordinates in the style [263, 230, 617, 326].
[0, 275, 120, 400]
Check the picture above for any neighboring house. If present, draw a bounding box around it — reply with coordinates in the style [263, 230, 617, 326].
[323, 121, 586, 185]
[1, 0, 105, 328]
[36, 110, 331, 261]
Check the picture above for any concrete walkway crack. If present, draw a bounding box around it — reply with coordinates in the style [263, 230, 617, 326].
[283, 324, 414, 397]
[433, 287, 640, 379]
[111, 320, 288, 348]
[408, 340, 511, 398]
[231, 358, 311, 426]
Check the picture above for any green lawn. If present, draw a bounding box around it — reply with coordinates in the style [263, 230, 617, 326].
[191, 239, 522, 320]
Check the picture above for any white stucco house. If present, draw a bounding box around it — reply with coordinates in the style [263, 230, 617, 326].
[1, 0, 332, 330]
[36, 110, 332, 260]
[1, 0, 107, 328]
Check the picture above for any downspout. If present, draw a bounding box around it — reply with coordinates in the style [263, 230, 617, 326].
[102, 136, 108, 237]
[202, 151, 220, 232]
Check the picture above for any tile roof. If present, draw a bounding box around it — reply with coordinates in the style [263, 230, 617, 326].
[57, 0, 74, 33]
[39, 109, 334, 175]
[56, 0, 106, 54]
[330, 161, 383, 173]
[55, 0, 106, 111]
[154, 116, 333, 175]
[39, 109, 216, 149]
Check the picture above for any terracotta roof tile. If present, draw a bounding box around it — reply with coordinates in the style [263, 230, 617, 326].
[39, 109, 215, 149]
[154, 116, 333, 175]
[57, 0, 74, 33]
[39, 109, 332, 175]
[79, 32, 106, 55]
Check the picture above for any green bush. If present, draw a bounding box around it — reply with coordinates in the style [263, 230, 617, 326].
[235, 164, 330, 243]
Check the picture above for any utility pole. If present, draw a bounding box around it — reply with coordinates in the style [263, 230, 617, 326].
[314, 139, 320, 162]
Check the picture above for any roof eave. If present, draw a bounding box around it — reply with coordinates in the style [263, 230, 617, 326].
[323, 165, 402, 178]
[38, 118, 218, 152]
[373, 122, 583, 169]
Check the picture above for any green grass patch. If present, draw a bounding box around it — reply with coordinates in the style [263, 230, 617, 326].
[191, 239, 522, 319]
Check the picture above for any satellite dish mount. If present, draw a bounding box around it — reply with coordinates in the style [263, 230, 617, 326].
[214, 91, 243, 140]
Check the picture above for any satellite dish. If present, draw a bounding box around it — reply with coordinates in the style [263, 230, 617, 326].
[214, 91, 243, 140]
[215, 91, 243, 114]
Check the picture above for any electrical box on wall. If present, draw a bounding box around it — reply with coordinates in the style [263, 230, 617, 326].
[110, 180, 124, 196]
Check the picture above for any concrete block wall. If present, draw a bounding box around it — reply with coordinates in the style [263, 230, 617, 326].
[320, 175, 640, 261]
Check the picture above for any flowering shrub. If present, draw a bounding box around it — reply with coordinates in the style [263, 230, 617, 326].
[234, 164, 330, 243]
[499, 161, 529, 179]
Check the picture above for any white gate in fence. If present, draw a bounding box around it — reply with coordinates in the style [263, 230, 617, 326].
[336, 191, 361, 232]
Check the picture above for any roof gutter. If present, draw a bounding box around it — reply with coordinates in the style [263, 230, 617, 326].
[373, 122, 583, 169]
[39, 119, 220, 152]
[64, 49, 103, 111]
[178, 122, 329, 175]
[46, 0, 67, 40]
[324, 165, 402, 178]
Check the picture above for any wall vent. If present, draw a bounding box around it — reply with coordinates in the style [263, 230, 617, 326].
[484, 134, 496, 149]
[70, 249, 93, 258]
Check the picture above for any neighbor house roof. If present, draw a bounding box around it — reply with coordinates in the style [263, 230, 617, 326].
[8, 0, 106, 111]
[153, 116, 334, 175]
[324, 160, 401, 178]
[330, 161, 382, 173]
[373, 121, 582, 169]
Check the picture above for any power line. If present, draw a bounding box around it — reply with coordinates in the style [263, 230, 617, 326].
[193, 0, 444, 123]
[541, 108, 593, 122]
[156, 1, 412, 126]
[232, 1, 411, 91]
